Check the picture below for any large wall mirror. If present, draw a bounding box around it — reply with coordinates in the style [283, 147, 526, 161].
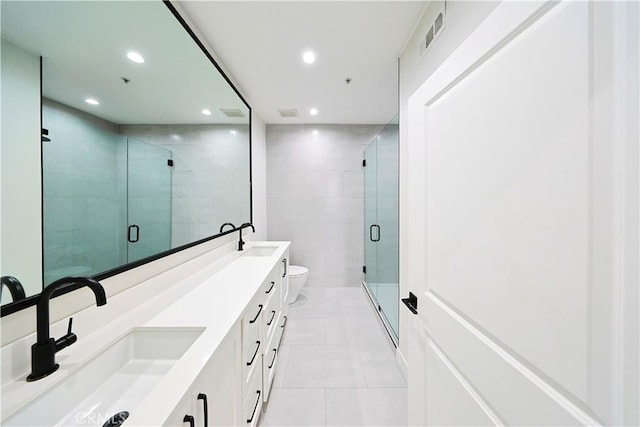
[1, 1, 252, 314]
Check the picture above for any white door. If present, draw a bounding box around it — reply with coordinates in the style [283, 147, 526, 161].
[406, 1, 639, 425]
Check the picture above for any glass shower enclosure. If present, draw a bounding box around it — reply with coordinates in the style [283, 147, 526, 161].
[42, 103, 173, 286]
[363, 115, 399, 342]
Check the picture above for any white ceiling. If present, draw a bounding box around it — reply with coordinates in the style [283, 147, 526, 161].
[178, 1, 427, 125]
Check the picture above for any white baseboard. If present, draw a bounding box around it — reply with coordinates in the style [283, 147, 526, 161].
[396, 347, 408, 382]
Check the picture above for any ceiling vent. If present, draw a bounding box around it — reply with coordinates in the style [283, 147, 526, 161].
[220, 108, 246, 118]
[278, 108, 299, 118]
[419, 2, 446, 60]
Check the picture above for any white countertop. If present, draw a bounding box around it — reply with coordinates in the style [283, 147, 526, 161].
[0, 241, 290, 426]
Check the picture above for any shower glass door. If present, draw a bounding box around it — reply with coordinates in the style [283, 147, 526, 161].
[364, 140, 378, 302]
[126, 137, 172, 263]
[375, 120, 399, 336]
[363, 115, 399, 340]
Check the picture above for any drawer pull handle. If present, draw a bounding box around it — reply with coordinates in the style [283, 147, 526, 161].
[247, 341, 260, 366]
[265, 281, 275, 293]
[197, 393, 208, 427]
[268, 348, 277, 369]
[183, 414, 195, 427]
[249, 304, 263, 324]
[246, 390, 261, 424]
[280, 315, 287, 329]
[282, 258, 287, 277]
[267, 310, 276, 326]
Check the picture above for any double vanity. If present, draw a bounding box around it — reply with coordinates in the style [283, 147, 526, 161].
[1, 241, 290, 427]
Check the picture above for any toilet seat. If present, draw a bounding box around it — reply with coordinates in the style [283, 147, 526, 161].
[288, 265, 308, 277]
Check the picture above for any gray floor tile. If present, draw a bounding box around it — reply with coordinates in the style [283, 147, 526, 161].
[282, 318, 325, 345]
[260, 388, 326, 426]
[260, 286, 406, 427]
[283, 345, 367, 388]
[325, 388, 407, 426]
[361, 356, 407, 388]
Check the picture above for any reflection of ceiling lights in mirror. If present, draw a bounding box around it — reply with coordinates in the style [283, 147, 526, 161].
[201, 109, 212, 115]
[230, 130, 237, 135]
[302, 50, 316, 64]
[1, 1, 249, 125]
[126, 51, 145, 63]
[309, 108, 318, 116]
[85, 98, 100, 105]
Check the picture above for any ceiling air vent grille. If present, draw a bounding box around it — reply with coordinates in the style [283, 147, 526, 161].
[278, 108, 299, 118]
[419, 2, 446, 59]
[220, 108, 246, 118]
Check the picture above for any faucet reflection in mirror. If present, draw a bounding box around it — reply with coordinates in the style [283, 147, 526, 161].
[27, 277, 107, 382]
[0, 276, 26, 303]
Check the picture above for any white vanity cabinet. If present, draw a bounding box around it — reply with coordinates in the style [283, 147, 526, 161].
[164, 324, 242, 427]
[163, 250, 290, 427]
[240, 252, 290, 425]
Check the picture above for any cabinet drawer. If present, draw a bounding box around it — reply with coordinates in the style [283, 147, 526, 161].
[263, 276, 279, 302]
[242, 297, 263, 338]
[280, 258, 289, 306]
[262, 292, 279, 343]
[243, 358, 263, 427]
[242, 324, 261, 384]
[262, 314, 283, 402]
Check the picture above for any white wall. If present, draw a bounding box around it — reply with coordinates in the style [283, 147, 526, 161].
[251, 113, 267, 240]
[266, 124, 383, 287]
[398, 1, 500, 360]
[1, 39, 42, 303]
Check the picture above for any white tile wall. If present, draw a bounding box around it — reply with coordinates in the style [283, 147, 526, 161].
[266, 125, 384, 287]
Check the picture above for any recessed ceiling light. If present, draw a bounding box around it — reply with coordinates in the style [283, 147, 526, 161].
[313, 130, 319, 135]
[201, 109, 212, 116]
[302, 50, 316, 64]
[85, 98, 99, 105]
[230, 130, 237, 135]
[309, 108, 318, 116]
[127, 51, 144, 64]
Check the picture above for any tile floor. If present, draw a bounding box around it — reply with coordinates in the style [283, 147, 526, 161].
[260, 286, 407, 426]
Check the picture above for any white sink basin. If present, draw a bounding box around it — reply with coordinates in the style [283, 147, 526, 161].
[243, 246, 278, 257]
[4, 327, 204, 427]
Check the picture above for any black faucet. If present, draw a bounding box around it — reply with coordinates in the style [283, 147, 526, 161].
[27, 276, 107, 382]
[1, 275, 26, 302]
[237, 223, 255, 251]
[219, 222, 236, 233]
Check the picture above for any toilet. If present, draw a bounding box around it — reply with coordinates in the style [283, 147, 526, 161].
[287, 265, 309, 304]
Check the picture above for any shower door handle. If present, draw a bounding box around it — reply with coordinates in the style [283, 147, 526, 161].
[370, 224, 381, 242]
[127, 225, 139, 243]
